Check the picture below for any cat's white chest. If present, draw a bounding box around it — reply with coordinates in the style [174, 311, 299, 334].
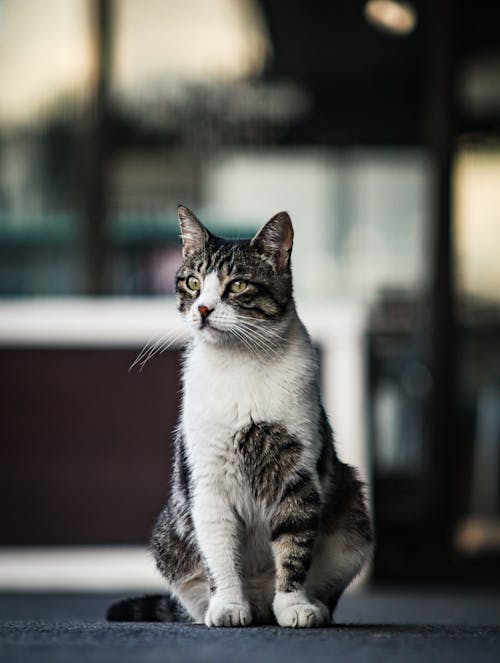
[182, 337, 315, 456]
[184, 348, 286, 437]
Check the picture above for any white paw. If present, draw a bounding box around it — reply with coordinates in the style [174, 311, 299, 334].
[273, 592, 329, 628]
[205, 598, 252, 627]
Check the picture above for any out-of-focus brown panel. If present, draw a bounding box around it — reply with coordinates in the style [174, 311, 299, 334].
[0, 348, 181, 545]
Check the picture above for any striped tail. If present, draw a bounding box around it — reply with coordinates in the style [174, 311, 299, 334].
[106, 594, 188, 622]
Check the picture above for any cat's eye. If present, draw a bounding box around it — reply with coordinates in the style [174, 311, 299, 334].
[187, 276, 201, 291]
[229, 280, 247, 294]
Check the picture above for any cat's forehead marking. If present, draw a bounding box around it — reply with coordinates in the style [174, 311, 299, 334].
[204, 242, 249, 280]
[205, 243, 229, 273]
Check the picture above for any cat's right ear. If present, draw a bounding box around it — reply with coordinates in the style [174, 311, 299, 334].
[178, 205, 209, 258]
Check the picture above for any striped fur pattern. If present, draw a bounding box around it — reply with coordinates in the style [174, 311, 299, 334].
[108, 206, 373, 627]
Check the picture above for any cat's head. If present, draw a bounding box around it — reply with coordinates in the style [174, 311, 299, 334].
[175, 205, 294, 349]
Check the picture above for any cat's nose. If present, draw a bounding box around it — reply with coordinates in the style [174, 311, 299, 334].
[198, 305, 213, 319]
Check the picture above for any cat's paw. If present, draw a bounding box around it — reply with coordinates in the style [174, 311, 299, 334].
[275, 602, 326, 628]
[273, 592, 329, 628]
[205, 597, 252, 627]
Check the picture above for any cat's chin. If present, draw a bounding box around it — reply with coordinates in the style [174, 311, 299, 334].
[194, 323, 230, 345]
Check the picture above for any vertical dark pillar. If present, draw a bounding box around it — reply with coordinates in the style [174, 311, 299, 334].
[83, 0, 113, 295]
[425, 0, 458, 543]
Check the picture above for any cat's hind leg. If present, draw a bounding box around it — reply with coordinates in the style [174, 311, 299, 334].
[306, 470, 373, 621]
[306, 528, 372, 621]
[168, 574, 210, 624]
[152, 505, 210, 623]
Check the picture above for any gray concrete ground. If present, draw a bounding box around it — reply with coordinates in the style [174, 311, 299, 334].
[1, 589, 499, 662]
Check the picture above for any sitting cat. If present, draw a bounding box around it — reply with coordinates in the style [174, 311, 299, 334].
[108, 206, 373, 627]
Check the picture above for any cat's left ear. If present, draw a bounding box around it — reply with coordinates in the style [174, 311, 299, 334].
[251, 211, 294, 272]
[178, 205, 210, 258]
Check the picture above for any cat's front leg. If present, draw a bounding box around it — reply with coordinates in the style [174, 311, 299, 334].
[270, 471, 329, 628]
[192, 491, 252, 627]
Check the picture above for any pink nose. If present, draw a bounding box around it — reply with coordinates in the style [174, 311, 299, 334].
[198, 305, 212, 318]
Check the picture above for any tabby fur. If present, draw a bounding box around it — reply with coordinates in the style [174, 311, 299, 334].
[108, 206, 373, 627]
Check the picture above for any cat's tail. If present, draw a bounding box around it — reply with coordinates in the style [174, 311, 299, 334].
[106, 594, 188, 622]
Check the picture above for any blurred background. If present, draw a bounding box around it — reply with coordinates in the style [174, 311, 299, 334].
[1, 0, 500, 591]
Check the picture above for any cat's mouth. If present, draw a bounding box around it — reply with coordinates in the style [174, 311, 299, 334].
[199, 318, 225, 336]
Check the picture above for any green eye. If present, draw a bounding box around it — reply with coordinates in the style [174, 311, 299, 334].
[187, 276, 201, 291]
[230, 280, 247, 293]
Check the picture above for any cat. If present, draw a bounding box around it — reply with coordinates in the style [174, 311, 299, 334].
[107, 205, 373, 627]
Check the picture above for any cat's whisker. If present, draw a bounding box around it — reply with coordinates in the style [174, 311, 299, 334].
[129, 332, 171, 372]
[230, 327, 259, 359]
[233, 319, 284, 356]
[138, 340, 169, 370]
[136, 343, 169, 372]
[235, 331, 270, 362]
[131, 332, 169, 365]
[234, 323, 280, 353]
[235, 320, 283, 345]
[234, 316, 285, 342]
[130, 328, 187, 372]
[138, 331, 187, 371]
[233, 325, 280, 360]
[158, 335, 184, 356]
[235, 315, 283, 332]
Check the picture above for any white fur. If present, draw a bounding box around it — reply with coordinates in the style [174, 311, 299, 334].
[273, 590, 329, 627]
